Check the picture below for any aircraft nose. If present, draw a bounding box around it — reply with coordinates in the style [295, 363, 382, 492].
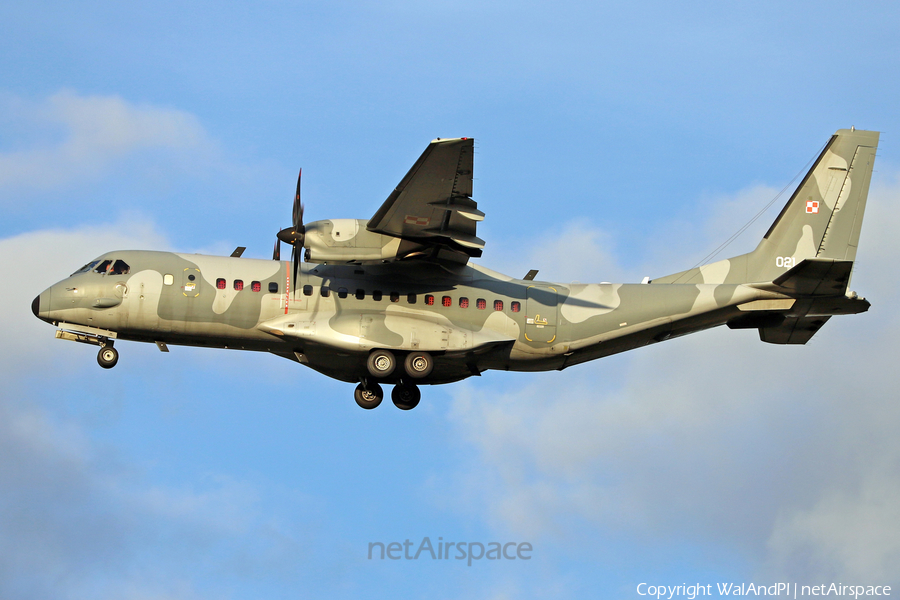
[32, 289, 52, 323]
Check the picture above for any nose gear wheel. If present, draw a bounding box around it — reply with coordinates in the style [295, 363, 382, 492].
[97, 345, 119, 369]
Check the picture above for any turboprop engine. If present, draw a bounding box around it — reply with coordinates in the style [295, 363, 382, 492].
[303, 219, 429, 264]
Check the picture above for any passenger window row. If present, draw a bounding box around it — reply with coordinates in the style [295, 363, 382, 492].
[300, 284, 521, 313]
[206, 278, 523, 313]
[214, 278, 278, 293]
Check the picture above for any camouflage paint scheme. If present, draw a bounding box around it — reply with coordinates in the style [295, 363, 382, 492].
[33, 130, 878, 401]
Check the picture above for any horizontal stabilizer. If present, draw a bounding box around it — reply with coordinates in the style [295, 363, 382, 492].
[759, 316, 831, 345]
[769, 258, 854, 296]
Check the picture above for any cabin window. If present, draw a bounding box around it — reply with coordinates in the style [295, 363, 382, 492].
[459, 297, 469, 308]
[268, 282, 279, 293]
[425, 294, 434, 306]
[356, 289, 365, 300]
[338, 287, 348, 299]
[407, 293, 416, 304]
[476, 298, 486, 310]
[373, 290, 383, 301]
[321, 286, 330, 297]
[252, 281, 262, 292]
[494, 300, 503, 311]
[216, 278, 226, 290]
[442, 296, 452, 307]
[390, 292, 400, 303]
[234, 280, 244, 291]
[303, 284, 312, 296]
[163, 274, 174, 286]
[511, 301, 521, 313]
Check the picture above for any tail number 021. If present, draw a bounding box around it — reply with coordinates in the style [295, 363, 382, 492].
[775, 256, 797, 268]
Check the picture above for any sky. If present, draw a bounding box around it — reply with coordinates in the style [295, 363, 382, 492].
[2, 1, 900, 598]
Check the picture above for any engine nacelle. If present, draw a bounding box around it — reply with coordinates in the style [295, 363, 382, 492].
[304, 219, 427, 264]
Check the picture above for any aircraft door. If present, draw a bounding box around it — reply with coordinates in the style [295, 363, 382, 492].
[182, 268, 201, 298]
[524, 285, 558, 344]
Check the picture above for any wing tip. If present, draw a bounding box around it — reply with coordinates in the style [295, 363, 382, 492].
[430, 137, 473, 144]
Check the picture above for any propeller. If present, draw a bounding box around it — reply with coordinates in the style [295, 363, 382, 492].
[273, 169, 305, 287]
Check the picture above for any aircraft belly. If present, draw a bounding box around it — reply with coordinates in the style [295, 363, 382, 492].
[258, 310, 513, 353]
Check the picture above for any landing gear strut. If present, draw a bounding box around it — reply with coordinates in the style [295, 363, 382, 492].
[391, 382, 421, 410]
[97, 344, 118, 369]
[354, 382, 384, 409]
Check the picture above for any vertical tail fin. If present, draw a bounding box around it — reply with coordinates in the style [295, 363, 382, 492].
[654, 128, 879, 285]
[748, 128, 878, 281]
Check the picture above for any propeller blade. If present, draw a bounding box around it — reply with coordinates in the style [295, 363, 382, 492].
[291, 245, 299, 289]
[293, 169, 304, 231]
[274, 168, 306, 268]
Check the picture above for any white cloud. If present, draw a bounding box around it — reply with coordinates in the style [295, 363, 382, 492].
[0, 90, 214, 194]
[489, 220, 626, 284]
[0, 395, 281, 600]
[445, 172, 900, 584]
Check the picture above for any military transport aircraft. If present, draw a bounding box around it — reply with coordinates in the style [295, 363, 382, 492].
[33, 129, 878, 410]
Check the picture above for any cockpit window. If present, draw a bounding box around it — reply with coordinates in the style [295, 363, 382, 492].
[93, 259, 130, 275]
[71, 260, 100, 276]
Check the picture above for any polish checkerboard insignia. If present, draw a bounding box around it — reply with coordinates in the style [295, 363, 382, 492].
[806, 200, 819, 214]
[404, 215, 431, 226]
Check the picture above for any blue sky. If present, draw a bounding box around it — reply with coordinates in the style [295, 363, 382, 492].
[2, 1, 900, 598]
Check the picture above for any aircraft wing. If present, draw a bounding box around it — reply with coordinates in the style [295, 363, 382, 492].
[367, 138, 484, 263]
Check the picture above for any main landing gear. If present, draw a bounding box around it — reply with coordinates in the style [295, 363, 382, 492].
[354, 382, 384, 409]
[354, 380, 421, 411]
[391, 382, 420, 410]
[356, 349, 432, 410]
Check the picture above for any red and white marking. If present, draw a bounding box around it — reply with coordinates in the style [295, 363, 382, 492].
[404, 215, 431, 226]
[806, 200, 820, 214]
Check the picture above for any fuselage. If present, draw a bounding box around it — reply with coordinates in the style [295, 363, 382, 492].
[34, 249, 776, 385]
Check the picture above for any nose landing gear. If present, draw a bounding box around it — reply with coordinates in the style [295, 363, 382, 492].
[97, 344, 119, 369]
